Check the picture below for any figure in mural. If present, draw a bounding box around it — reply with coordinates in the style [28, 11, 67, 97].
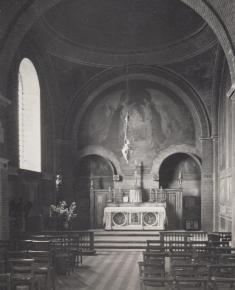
[78, 82, 195, 168]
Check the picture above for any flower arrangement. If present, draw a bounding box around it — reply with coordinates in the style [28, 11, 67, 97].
[50, 201, 77, 222]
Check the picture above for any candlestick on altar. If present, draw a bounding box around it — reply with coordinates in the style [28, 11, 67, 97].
[113, 188, 116, 203]
[149, 187, 154, 202]
[108, 186, 112, 203]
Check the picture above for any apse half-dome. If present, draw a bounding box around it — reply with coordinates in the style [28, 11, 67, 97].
[44, 0, 208, 54]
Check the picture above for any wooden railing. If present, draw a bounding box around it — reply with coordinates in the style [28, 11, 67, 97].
[31, 230, 95, 254]
[160, 231, 232, 251]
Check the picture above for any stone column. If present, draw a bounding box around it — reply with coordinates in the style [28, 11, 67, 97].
[230, 92, 235, 246]
[212, 136, 219, 231]
[200, 137, 213, 232]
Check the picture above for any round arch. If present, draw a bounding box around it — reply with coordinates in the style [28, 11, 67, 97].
[77, 145, 122, 176]
[64, 66, 210, 152]
[0, 0, 235, 95]
[151, 144, 201, 177]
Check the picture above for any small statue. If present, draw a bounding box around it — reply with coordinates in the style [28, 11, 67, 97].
[55, 174, 63, 192]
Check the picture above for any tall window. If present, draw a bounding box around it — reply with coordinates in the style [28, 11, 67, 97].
[18, 58, 41, 172]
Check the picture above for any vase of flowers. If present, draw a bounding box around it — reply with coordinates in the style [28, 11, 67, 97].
[50, 201, 77, 230]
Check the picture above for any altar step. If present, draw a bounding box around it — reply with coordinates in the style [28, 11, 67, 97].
[94, 230, 160, 250]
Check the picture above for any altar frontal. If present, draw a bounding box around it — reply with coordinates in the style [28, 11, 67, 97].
[103, 203, 166, 230]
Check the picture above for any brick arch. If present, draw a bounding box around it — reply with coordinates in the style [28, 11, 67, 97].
[77, 145, 122, 176]
[151, 144, 201, 176]
[0, 0, 235, 94]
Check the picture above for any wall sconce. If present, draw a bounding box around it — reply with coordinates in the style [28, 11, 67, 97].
[113, 174, 121, 181]
[152, 174, 159, 181]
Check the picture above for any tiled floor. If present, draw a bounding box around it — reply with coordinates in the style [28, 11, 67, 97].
[56, 251, 142, 290]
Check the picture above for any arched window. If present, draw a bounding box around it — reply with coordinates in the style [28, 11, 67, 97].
[18, 58, 41, 172]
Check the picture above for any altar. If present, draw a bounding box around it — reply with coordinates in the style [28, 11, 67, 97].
[103, 202, 166, 230]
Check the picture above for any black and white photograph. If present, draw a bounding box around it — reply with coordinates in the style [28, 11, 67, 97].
[0, 0, 235, 289]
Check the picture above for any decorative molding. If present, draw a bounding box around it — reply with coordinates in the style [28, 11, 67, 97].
[37, 19, 217, 67]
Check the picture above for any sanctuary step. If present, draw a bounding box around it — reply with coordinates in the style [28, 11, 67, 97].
[94, 230, 160, 251]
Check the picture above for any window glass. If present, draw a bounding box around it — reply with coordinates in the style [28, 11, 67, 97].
[18, 58, 41, 172]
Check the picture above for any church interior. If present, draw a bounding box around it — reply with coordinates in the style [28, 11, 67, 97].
[1, 0, 235, 289]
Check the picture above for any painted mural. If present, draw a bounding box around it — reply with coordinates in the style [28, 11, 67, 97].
[77, 83, 195, 169]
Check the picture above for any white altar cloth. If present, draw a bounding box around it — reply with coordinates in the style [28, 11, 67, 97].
[103, 205, 166, 230]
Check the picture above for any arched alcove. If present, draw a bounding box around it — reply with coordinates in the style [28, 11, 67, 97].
[159, 153, 201, 230]
[73, 154, 114, 229]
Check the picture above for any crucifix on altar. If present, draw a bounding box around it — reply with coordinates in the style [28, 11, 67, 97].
[129, 160, 143, 203]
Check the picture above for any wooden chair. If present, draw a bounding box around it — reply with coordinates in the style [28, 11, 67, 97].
[220, 253, 235, 264]
[52, 237, 73, 275]
[141, 277, 174, 290]
[170, 252, 193, 264]
[174, 277, 208, 290]
[6, 250, 28, 272]
[0, 273, 11, 290]
[139, 261, 165, 290]
[208, 264, 235, 290]
[172, 263, 208, 278]
[146, 240, 165, 253]
[28, 250, 55, 290]
[30, 240, 53, 252]
[172, 263, 208, 290]
[67, 235, 83, 268]
[143, 252, 165, 265]
[9, 258, 39, 290]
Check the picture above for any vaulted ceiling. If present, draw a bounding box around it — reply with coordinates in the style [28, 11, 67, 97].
[27, 0, 217, 66]
[42, 0, 207, 54]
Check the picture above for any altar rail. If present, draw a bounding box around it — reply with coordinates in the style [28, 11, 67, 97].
[160, 231, 232, 250]
[30, 230, 95, 254]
